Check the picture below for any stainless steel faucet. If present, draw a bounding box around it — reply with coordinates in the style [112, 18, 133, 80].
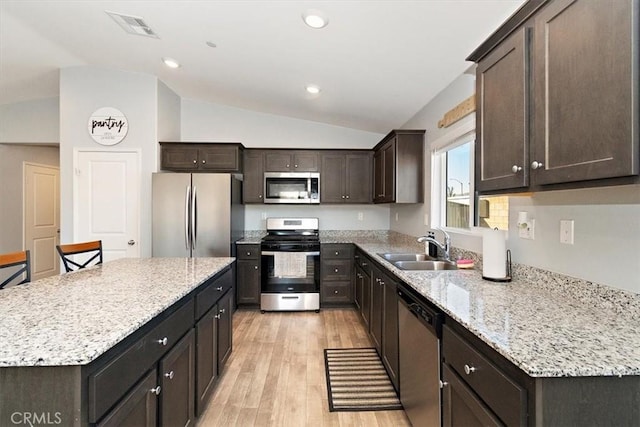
[417, 228, 451, 261]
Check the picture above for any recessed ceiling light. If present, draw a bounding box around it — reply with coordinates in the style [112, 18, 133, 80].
[162, 57, 181, 69]
[302, 9, 328, 29]
[205, 41, 217, 48]
[306, 85, 321, 95]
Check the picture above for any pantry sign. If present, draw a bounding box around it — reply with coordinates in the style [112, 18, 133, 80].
[88, 107, 128, 145]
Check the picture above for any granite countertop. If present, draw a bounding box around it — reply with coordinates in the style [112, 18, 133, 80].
[0, 257, 234, 368]
[347, 235, 640, 378]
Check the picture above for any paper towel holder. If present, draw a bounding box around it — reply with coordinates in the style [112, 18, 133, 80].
[482, 249, 512, 282]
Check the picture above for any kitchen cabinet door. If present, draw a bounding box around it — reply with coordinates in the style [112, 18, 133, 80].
[475, 27, 529, 192]
[236, 260, 261, 305]
[320, 153, 346, 203]
[217, 290, 233, 372]
[243, 150, 265, 203]
[442, 364, 502, 427]
[532, 0, 637, 186]
[195, 305, 218, 416]
[161, 145, 199, 171]
[373, 130, 424, 203]
[370, 268, 384, 352]
[360, 262, 372, 330]
[345, 152, 372, 203]
[264, 150, 319, 172]
[382, 277, 399, 391]
[197, 145, 241, 172]
[97, 370, 158, 427]
[159, 329, 195, 427]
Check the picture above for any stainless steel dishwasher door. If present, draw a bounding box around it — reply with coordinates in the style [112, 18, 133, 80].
[398, 291, 441, 427]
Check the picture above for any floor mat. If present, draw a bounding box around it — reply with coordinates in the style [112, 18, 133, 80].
[324, 347, 402, 412]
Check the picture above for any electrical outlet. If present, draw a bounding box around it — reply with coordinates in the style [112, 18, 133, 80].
[560, 220, 574, 244]
[424, 214, 429, 226]
[395, 212, 399, 221]
[519, 219, 535, 240]
[261, 212, 267, 220]
[357, 212, 364, 221]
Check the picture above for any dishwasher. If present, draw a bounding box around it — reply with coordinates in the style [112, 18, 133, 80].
[398, 286, 442, 427]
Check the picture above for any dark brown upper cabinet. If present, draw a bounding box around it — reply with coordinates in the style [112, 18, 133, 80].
[470, 0, 638, 194]
[160, 142, 243, 173]
[373, 130, 424, 204]
[320, 151, 372, 203]
[531, 0, 638, 185]
[264, 150, 319, 172]
[242, 149, 265, 203]
[475, 27, 529, 193]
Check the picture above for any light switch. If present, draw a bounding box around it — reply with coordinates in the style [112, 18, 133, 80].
[357, 212, 364, 221]
[560, 220, 574, 244]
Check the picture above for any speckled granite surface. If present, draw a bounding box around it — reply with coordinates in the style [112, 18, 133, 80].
[350, 237, 640, 378]
[0, 257, 233, 367]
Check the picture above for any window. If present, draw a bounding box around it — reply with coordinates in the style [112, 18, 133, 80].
[432, 125, 509, 232]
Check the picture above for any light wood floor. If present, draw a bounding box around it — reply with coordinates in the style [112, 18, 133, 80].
[197, 308, 411, 427]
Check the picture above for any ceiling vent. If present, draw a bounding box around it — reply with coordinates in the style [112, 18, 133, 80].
[105, 10, 159, 38]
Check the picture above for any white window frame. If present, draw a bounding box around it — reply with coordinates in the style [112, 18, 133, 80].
[430, 117, 483, 237]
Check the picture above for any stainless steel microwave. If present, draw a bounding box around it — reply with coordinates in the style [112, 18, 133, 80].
[264, 172, 320, 204]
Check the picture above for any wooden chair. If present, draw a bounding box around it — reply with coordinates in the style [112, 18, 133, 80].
[0, 250, 31, 289]
[56, 240, 103, 272]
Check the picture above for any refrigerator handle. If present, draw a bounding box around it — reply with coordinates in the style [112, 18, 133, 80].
[191, 185, 197, 250]
[185, 185, 191, 250]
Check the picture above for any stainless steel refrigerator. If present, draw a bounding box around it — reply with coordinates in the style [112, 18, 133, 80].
[152, 173, 244, 257]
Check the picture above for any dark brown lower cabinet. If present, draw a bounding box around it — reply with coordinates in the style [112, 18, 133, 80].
[381, 278, 398, 391]
[370, 267, 384, 353]
[217, 290, 233, 371]
[195, 304, 218, 417]
[97, 369, 158, 427]
[236, 259, 260, 305]
[442, 364, 502, 427]
[159, 330, 195, 427]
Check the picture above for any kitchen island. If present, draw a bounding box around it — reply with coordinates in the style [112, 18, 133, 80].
[0, 257, 235, 427]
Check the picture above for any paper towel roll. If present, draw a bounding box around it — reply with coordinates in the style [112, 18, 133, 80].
[483, 228, 507, 279]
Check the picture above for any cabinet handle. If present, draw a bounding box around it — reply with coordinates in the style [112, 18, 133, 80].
[345, 195, 349, 199]
[164, 371, 175, 380]
[464, 364, 476, 375]
[215, 313, 221, 319]
[531, 160, 544, 170]
[286, 164, 290, 168]
[192, 160, 197, 164]
[375, 278, 381, 283]
[220, 308, 226, 314]
[254, 265, 259, 270]
[157, 337, 168, 346]
[362, 262, 367, 266]
[511, 165, 522, 173]
[216, 286, 223, 291]
[357, 274, 362, 279]
[377, 194, 384, 197]
[294, 164, 298, 168]
[335, 251, 339, 255]
[150, 386, 162, 395]
[247, 251, 252, 256]
[342, 195, 345, 199]
[380, 280, 385, 285]
[259, 195, 263, 199]
[334, 268, 339, 273]
[334, 290, 339, 294]
[440, 380, 449, 388]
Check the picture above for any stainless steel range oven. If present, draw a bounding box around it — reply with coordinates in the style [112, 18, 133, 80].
[260, 217, 320, 312]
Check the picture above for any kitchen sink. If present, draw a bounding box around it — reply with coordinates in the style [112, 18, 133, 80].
[393, 260, 458, 271]
[377, 253, 435, 262]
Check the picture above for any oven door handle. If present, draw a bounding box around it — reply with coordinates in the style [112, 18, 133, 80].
[261, 251, 320, 256]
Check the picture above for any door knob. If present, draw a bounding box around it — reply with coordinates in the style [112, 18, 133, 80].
[531, 161, 544, 170]
[128, 240, 135, 246]
[511, 165, 522, 173]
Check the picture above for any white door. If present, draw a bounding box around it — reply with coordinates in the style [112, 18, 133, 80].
[24, 163, 60, 280]
[75, 151, 140, 261]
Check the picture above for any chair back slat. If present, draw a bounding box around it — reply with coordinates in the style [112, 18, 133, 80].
[56, 240, 103, 272]
[0, 250, 31, 289]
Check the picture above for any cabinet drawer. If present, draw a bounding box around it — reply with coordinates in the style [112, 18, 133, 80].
[322, 244, 353, 259]
[322, 259, 352, 281]
[443, 325, 526, 426]
[236, 244, 260, 260]
[195, 267, 233, 320]
[89, 299, 194, 423]
[322, 282, 352, 303]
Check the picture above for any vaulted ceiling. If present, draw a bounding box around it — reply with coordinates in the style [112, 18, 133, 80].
[0, 1, 526, 133]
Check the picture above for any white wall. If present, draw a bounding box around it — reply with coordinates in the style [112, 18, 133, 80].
[181, 98, 388, 229]
[59, 66, 159, 257]
[0, 97, 59, 143]
[157, 81, 181, 141]
[0, 144, 59, 253]
[396, 71, 640, 293]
